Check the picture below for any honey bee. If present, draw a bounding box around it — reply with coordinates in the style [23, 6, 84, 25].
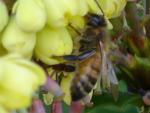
[64, 0, 112, 101]
[71, 16, 107, 101]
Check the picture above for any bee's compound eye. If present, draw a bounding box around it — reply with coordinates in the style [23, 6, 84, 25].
[87, 14, 106, 27]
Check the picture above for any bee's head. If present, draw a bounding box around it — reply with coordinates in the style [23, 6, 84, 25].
[86, 14, 106, 27]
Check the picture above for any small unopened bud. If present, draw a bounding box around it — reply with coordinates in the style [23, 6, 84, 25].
[143, 91, 150, 106]
[29, 98, 45, 113]
[51, 100, 63, 113]
[40, 76, 64, 99]
[69, 101, 84, 113]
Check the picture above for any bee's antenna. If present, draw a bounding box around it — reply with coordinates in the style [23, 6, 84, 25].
[94, 0, 105, 16]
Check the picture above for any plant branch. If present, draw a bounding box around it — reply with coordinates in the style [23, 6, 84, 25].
[125, 1, 149, 56]
[125, 2, 145, 39]
[145, 0, 150, 39]
[146, 0, 150, 14]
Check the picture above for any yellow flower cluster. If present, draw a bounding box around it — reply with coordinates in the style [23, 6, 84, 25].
[0, 54, 46, 110]
[0, 0, 127, 62]
[0, 0, 127, 111]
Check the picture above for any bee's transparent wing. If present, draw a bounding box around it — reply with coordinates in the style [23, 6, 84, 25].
[108, 61, 119, 101]
[98, 41, 119, 100]
[99, 42, 110, 89]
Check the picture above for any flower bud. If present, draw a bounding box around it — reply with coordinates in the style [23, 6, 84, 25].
[29, 98, 46, 113]
[69, 101, 84, 113]
[52, 100, 63, 113]
[41, 76, 64, 98]
[14, 0, 46, 32]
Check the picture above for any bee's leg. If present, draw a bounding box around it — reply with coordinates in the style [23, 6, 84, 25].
[57, 72, 65, 85]
[55, 72, 59, 83]
[63, 65, 75, 72]
[64, 49, 96, 61]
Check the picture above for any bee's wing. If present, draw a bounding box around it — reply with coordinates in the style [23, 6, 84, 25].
[99, 41, 110, 89]
[108, 62, 118, 85]
[99, 41, 119, 100]
[108, 61, 119, 101]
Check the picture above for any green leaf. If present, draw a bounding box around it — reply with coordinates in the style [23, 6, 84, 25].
[84, 92, 142, 113]
[87, 105, 140, 113]
[118, 80, 128, 93]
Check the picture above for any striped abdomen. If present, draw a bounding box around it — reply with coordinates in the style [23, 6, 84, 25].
[71, 51, 101, 101]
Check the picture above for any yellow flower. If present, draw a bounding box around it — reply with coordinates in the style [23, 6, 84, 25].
[35, 26, 73, 65]
[42, 0, 88, 28]
[0, 54, 46, 109]
[1, 17, 36, 59]
[86, 0, 127, 29]
[87, 0, 126, 19]
[0, 106, 8, 113]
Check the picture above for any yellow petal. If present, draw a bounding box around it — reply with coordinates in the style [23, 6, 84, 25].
[76, 0, 89, 16]
[43, 0, 68, 28]
[0, 1, 9, 32]
[69, 16, 85, 30]
[86, 0, 103, 15]
[35, 26, 73, 65]
[60, 73, 74, 105]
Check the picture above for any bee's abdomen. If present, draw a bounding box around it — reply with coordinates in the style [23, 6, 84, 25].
[71, 74, 97, 101]
[71, 52, 101, 101]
